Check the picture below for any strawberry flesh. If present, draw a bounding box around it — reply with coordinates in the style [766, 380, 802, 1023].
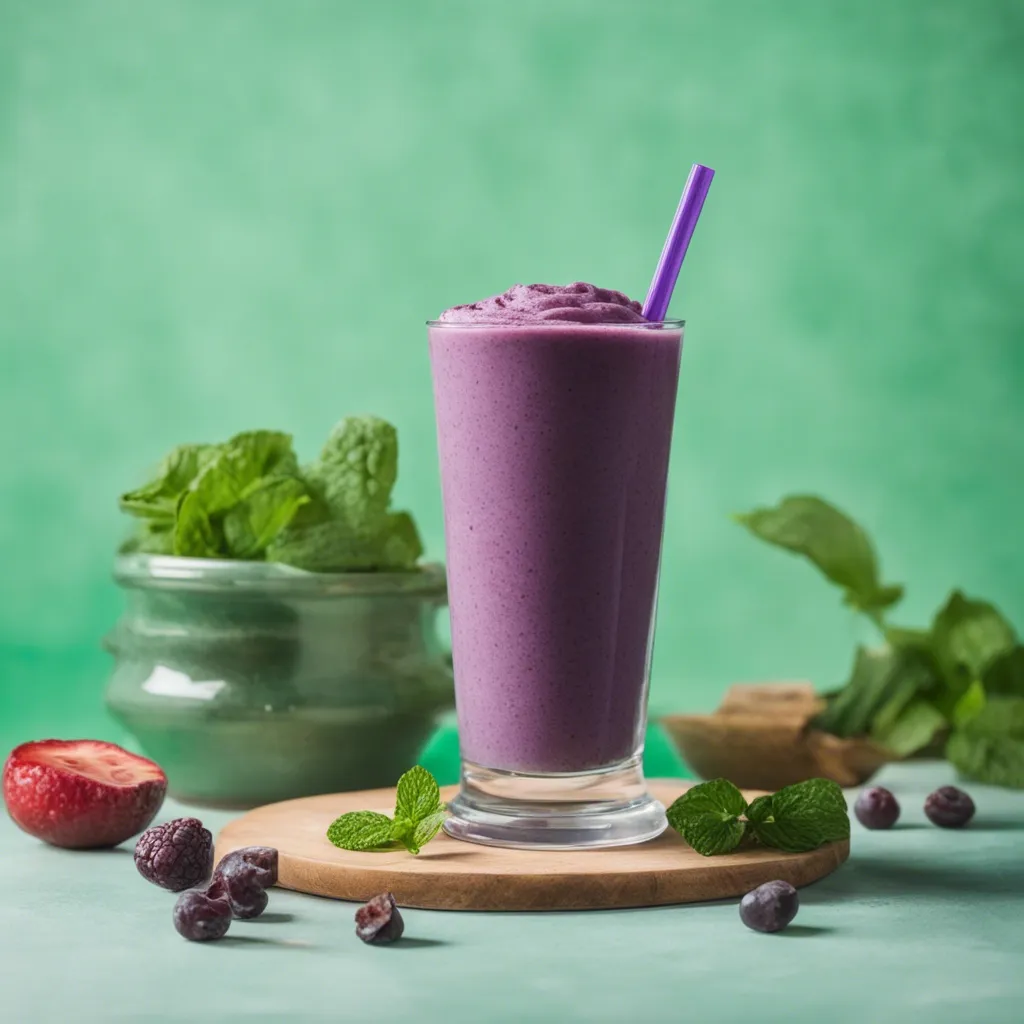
[3, 740, 167, 849]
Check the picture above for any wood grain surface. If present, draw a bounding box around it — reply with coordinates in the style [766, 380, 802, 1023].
[216, 780, 849, 911]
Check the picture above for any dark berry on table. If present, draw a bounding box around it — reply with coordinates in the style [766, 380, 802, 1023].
[210, 846, 279, 919]
[207, 872, 268, 920]
[355, 891, 405, 945]
[739, 880, 800, 933]
[135, 817, 213, 891]
[924, 786, 975, 828]
[173, 889, 232, 942]
[215, 846, 279, 890]
[854, 787, 901, 830]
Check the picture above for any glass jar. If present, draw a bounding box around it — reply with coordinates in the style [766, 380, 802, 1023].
[104, 555, 453, 808]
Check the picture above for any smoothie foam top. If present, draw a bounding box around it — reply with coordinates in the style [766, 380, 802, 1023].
[437, 282, 647, 325]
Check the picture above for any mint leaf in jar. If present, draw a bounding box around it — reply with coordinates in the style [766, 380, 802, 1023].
[120, 443, 221, 522]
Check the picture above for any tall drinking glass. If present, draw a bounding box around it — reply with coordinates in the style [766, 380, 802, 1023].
[429, 317, 684, 848]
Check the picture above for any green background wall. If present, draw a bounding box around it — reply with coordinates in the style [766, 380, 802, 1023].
[2, 0, 1022, 751]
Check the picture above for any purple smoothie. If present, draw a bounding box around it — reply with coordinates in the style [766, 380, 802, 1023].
[430, 283, 682, 774]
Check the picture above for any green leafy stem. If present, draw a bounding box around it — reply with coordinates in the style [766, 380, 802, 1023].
[736, 495, 1024, 788]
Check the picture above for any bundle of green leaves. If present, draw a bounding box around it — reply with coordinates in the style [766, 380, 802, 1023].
[119, 416, 423, 573]
[736, 496, 1024, 789]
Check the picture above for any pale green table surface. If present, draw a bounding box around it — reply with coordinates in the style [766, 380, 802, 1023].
[2, 761, 1023, 1024]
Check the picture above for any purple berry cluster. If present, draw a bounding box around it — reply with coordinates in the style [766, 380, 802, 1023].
[134, 819, 279, 942]
[172, 845, 280, 942]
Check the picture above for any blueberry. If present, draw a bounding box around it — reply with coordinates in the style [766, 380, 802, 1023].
[854, 787, 900, 830]
[209, 846, 279, 919]
[355, 892, 405, 945]
[173, 889, 232, 942]
[924, 786, 975, 828]
[135, 818, 213, 892]
[207, 873, 268, 920]
[739, 880, 800, 933]
[215, 846, 278, 889]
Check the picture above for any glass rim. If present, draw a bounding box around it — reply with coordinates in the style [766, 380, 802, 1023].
[425, 318, 685, 329]
[113, 554, 447, 596]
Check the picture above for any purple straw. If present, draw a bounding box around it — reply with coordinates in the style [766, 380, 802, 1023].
[642, 163, 715, 321]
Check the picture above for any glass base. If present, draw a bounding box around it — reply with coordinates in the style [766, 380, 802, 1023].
[443, 757, 667, 850]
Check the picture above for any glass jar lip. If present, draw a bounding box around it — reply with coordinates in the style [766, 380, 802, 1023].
[113, 555, 447, 596]
[426, 318, 684, 329]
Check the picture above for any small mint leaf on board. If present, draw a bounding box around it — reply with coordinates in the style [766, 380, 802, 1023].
[394, 765, 443, 824]
[747, 778, 850, 853]
[734, 495, 903, 618]
[326, 811, 396, 852]
[390, 818, 420, 855]
[325, 767, 447, 856]
[666, 779, 748, 857]
[412, 809, 448, 851]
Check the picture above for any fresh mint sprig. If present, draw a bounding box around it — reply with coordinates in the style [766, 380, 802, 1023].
[666, 778, 851, 857]
[326, 766, 447, 856]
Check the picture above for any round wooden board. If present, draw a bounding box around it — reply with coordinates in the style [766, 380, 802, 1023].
[216, 780, 849, 912]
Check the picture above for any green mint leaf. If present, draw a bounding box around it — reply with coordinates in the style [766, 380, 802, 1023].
[268, 511, 422, 572]
[268, 519, 377, 572]
[174, 431, 297, 557]
[412, 809, 448, 850]
[266, 418, 422, 573]
[981, 645, 1024, 699]
[930, 591, 1016, 696]
[119, 520, 175, 556]
[222, 476, 311, 559]
[390, 817, 420, 855]
[871, 697, 947, 758]
[326, 810, 396, 851]
[377, 511, 424, 570]
[946, 697, 1024, 789]
[394, 765, 443, 824]
[313, 415, 399, 528]
[120, 443, 221, 521]
[952, 680, 987, 728]
[734, 495, 902, 617]
[745, 794, 775, 826]
[666, 779, 748, 856]
[747, 778, 850, 852]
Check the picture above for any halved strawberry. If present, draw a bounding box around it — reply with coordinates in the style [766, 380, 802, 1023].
[3, 740, 167, 849]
